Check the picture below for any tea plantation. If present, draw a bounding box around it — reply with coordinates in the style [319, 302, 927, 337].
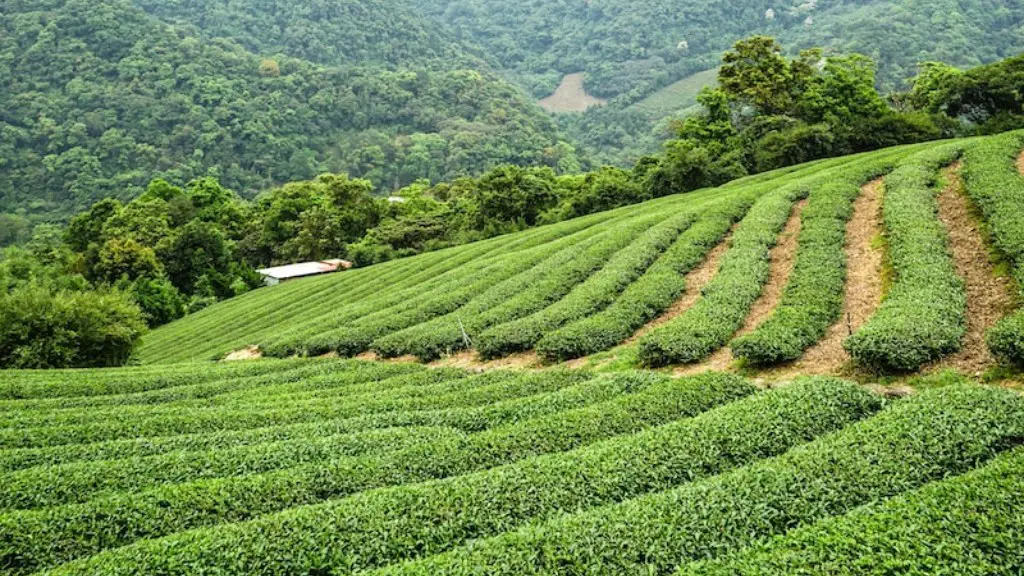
[3, 132, 1024, 574]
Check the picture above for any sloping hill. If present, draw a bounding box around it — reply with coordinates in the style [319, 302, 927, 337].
[0, 0, 573, 221]
[138, 131, 1024, 377]
[1, 361, 1023, 574]
[413, 0, 1024, 99]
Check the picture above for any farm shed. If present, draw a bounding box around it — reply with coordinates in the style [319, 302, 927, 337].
[257, 259, 352, 286]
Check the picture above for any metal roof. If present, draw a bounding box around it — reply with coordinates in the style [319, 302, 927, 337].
[257, 260, 346, 280]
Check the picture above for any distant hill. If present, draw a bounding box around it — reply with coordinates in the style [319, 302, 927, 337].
[0, 0, 576, 223]
[138, 131, 1024, 381]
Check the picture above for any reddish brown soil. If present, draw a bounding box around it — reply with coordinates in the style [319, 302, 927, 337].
[763, 178, 886, 379]
[927, 163, 1016, 375]
[623, 227, 735, 345]
[675, 199, 806, 376]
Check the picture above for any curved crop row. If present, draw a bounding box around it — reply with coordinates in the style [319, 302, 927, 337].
[0, 426, 464, 511]
[961, 131, 1024, 366]
[142, 207, 614, 363]
[637, 183, 808, 366]
[253, 222, 569, 358]
[0, 371, 743, 573]
[41, 378, 881, 576]
[376, 384, 1024, 576]
[473, 211, 698, 359]
[730, 155, 901, 365]
[0, 371, 591, 449]
[845, 144, 967, 371]
[0, 373, 461, 474]
[271, 209, 666, 358]
[1, 366, 467, 431]
[0, 358, 314, 401]
[256, 200, 666, 359]
[372, 209, 676, 360]
[536, 195, 753, 362]
[0, 360, 403, 413]
[1, 363, 430, 430]
[684, 447, 1024, 575]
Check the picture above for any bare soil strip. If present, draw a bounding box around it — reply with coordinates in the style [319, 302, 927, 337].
[1017, 149, 1024, 175]
[675, 199, 807, 376]
[429, 350, 543, 371]
[223, 346, 263, 361]
[763, 178, 886, 379]
[927, 163, 1016, 375]
[622, 227, 736, 346]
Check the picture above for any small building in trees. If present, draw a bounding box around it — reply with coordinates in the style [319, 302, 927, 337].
[257, 259, 352, 286]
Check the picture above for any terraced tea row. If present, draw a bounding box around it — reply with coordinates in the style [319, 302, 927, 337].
[1, 360, 1022, 575]
[136, 134, 1024, 374]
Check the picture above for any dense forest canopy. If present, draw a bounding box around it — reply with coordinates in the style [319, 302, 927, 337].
[411, 0, 1022, 166]
[0, 0, 578, 231]
[415, 0, 1024, 99]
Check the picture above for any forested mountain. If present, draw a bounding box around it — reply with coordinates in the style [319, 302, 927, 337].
[417, 0, 1024, 100]
[412, 0, 1022, 166]
[3, 0, 1023, 233]
[0, 0, 578, 227]
[128, 0, 487, 70]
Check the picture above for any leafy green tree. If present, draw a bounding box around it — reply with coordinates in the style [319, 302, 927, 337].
[126, 276, 186, 327]
[157, 221, 233, 296]
[719, 36, 796, 115]
[94, 238, 163, 284]
[0, 283, 146, 368]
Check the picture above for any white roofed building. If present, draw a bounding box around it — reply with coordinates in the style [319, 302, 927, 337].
[257, 259, 352, 286]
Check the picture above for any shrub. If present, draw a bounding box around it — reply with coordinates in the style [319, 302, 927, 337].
[40, 377, 881, 576]
[637, 182, 808, 366]
[961, 130, 1024, 366]
[0, 370, 590, 449]
[683, 447, 1024, 575]
[0, 284, 146, 369]
[844, 144, 966, 371]
[373, 209, 672, 360]
[474, 211, 696, 359]
[375, 384, 1024, 576]
[0, 371, 739, 573]
[536, 196, 751, 361]
[731, 149, 910, 365]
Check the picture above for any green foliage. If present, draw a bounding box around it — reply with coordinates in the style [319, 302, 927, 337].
[474, 211, 696, 359]
[637, 176, 809, 367]
[41, 376, 880, 576]
[0, 284, 146, 368]
[730, 150, 916, 365]
[375, 384, 1024, 576]
[536, 196, 751, 361]
[960, 131, 1024, 366]
[686, 447, 1024, 575]
[845, 145, 967, 371]
[0, 0, 576, 222]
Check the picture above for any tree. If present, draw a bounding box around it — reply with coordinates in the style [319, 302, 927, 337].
[94, 238, 163, 284]
[719, 36, 796, 115]
[0, 284, 146, 369]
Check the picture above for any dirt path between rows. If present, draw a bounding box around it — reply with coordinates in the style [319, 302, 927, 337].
[675, 199, 807, 376]
[623, 228, 735, 345]
[1017, 149, 1024, 175]
[429, 350, 543, 371]
[927, 163, 1016, 375]
[763, 178, 886, 379]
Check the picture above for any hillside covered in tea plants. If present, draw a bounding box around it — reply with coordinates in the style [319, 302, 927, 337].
[1, 354, 1023, 574]
[137, 131, 1024, 379]
[2, 132, 1024, 575]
